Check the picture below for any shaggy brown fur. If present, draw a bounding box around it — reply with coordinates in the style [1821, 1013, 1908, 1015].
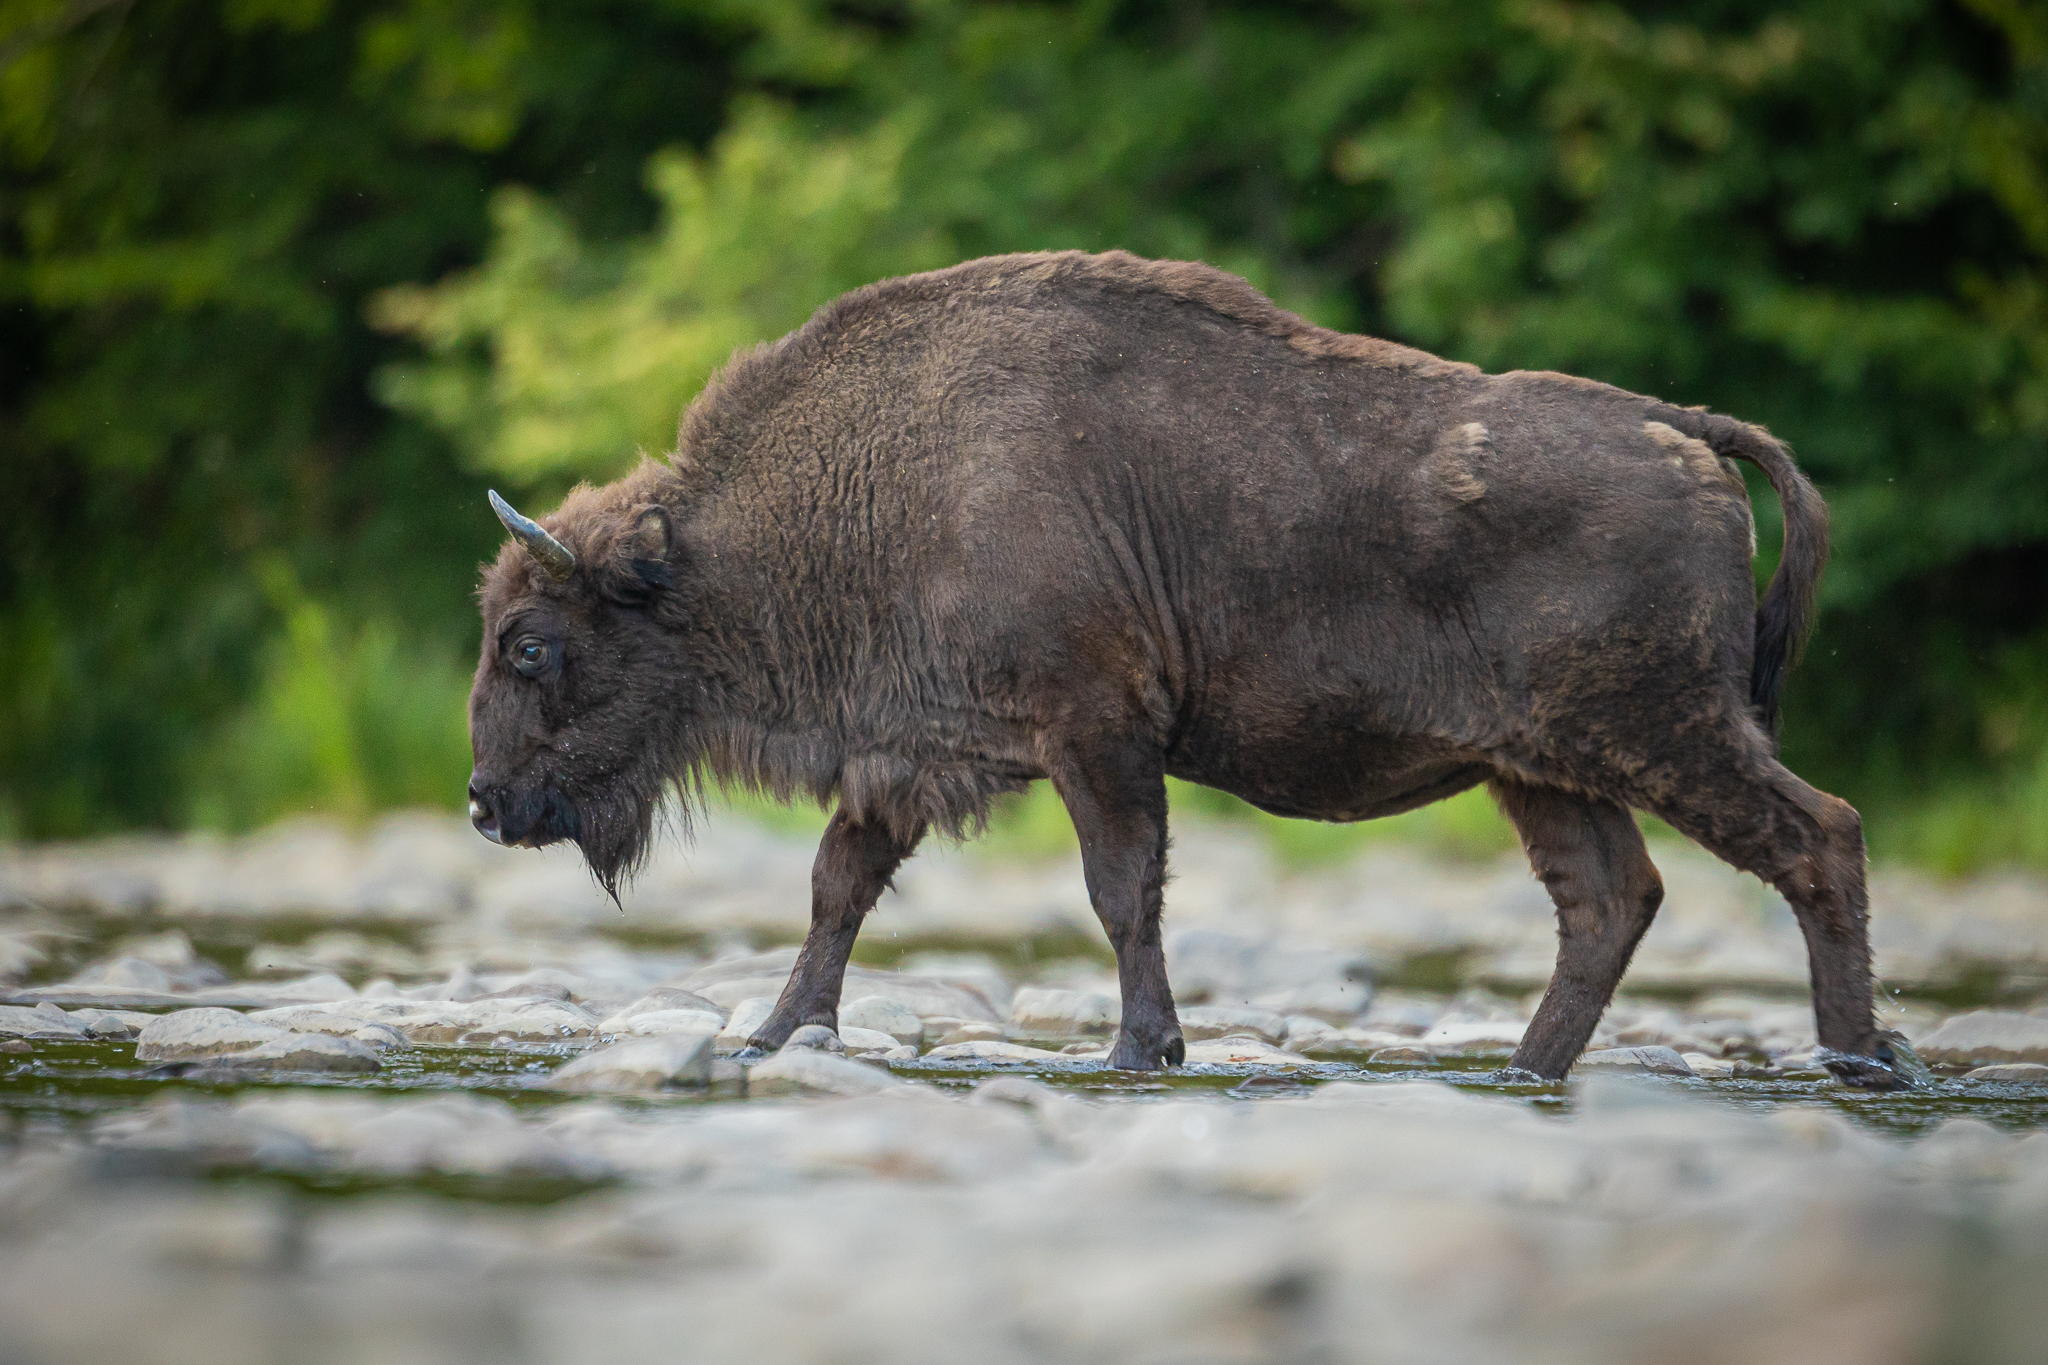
[468, 250, 1910, 1087]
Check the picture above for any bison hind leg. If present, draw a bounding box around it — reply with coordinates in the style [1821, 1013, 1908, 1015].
[1625, 727, 1916, 1090]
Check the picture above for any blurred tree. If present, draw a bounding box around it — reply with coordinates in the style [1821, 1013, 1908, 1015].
[1, 0, 748, 835]
[6, 0, 2045, 868]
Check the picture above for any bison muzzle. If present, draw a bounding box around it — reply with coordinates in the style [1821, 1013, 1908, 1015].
[466, 250, 1915, 1089]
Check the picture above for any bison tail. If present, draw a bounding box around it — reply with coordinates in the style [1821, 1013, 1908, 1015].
[1648, 403, 1829, 741]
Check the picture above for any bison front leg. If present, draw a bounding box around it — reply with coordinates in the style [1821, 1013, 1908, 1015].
[747, 810, 925, 1052]
[1492, 781, 1666, 1080]
[1048, 737, 1184, 1070]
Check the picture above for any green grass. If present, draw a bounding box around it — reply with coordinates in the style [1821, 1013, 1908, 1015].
[1864, 756, 2048, 878]
[186, 564, 474, 832]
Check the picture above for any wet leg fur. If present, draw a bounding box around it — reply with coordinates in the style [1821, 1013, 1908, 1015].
[1493, 781, 1665, 1080]
[1634, 737, 1908, 1089]
[1048, 736, 1185, 1070]
[749, 810, 925, 1050]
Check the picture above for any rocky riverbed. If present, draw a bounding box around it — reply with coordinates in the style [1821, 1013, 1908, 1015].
[3, 810, 2047, 1363]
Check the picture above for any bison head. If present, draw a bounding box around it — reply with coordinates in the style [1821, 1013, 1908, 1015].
[466, 473, 692, 899]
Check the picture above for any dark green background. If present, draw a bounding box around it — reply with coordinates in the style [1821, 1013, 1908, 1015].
[5, 0, 2044, 871]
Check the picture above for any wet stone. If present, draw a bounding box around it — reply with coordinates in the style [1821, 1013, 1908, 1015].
[1965, 1062, 2048, 1084]
[840, 1026, 902, 1055]
[924, 1040, 1065, 1063]
[840, 994, 923, 1047]
[781, 1025, 846, 1054]
[609, 1009, 727, 1037]
[1177, 1005, 1289, 1046]
[1914, 1011, 2048, 1066]
[937, 1022, 1006, 1047]
[1574, 1046, 1695, 1077]
[1419, 1019, 1527, 1057]
[546, 1033, 715, 1093]
[746, 1049, 904, 1096]
[135, 1008, 288, 1061]
[1367, 1045, 1435, 1067]
[1007, 987, 1119, 1040]
[246, 1007, 408, 1051]
[74, 1008, 153, 1039]
[278, 996, 599, 1045]
[716, 997, 775, 1050]
[1180, 1037, 1310, 1066]
[600, 988, 727, 1031]
[0, 1003, 90, 1040]
[194, 1033, 383, 1075]
[682, 950, 998, 1022]
[1297, 1028, 1423, 1060]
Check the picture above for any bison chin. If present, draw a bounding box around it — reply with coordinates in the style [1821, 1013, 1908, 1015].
[566, 764, 671, 906]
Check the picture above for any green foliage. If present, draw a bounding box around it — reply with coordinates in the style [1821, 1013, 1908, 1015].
[372, 100, 950, 480]
[187, 562, 473, 830]
[5, 1, 2046, 874]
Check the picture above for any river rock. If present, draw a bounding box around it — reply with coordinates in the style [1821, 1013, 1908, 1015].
[1420, 1019, 1527, 1057]
[1007, 987, 1119, 1040]
[782, 1025, 846, 1054]
[614, 1008, 726, 1037]
[923, 1039, 1066, 1062]
[600, 987, 726, 1029]
[1965, 1062, 2048, 1084]
[1368, 1045, 1435, 1066]
[936, 1021, 1006, 1046]
[1574, 1046, 1695, 1076]
[135, 1008, 290, 1061]
[1179, 1037, 1310, 1065]
[197, 1033, 382, 1074]
[334, 996, 596, 1044]
[746, 1049, 904, 1096]
[74, 1008, 153, 1039]
[546, 1033, 715, 1092]
[682, 950, 999, 1021]
[210, 971, 355, 1004]
[1913, 1011, 2048, 1065]
[840, 994, 923, 1046]
[245, 929, 426, 977]
[894, 951, 1016, 1017]
[0, 1003, 90, 1039]
[67, 957, 175, 993]
[716, 997, 775, 1050]
[840, 1026, 903, 1054]
[1165, 929, 1374, 1021]
[245, 1008, 409, 1051]
[1295, 1028, 1420, 1060]
[1177, 1005, 1289, 1046]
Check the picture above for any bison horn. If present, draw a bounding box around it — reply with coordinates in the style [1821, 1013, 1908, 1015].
[488, 490, 576, 581]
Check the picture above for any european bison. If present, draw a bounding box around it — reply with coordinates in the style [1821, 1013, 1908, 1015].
[467, 250, 1912, 1088]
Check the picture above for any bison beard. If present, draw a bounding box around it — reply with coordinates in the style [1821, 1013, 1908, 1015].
[466, 250, 1921, 1090]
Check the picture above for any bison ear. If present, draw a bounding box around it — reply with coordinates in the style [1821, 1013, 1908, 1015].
[602, 504, 676, 606]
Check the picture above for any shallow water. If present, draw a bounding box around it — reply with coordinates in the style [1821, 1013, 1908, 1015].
[9, 1033, 2045, 1192]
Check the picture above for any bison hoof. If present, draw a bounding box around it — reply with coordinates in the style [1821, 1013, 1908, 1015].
[1108, 1029, 1185, 1071]
[1490, 1065, 1553, 1086]
[1817, 1033, 1928, 1090]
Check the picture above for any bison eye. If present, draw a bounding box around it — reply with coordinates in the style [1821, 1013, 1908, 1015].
[512, 636, 552, 678]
